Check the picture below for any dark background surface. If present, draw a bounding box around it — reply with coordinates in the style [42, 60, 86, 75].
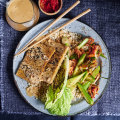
[0, 0, 120, 119]
[0, 113, 120, 120]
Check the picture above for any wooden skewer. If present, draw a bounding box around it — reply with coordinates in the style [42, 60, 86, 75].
[15, 0, 80, 56]
[15, 8, 91, 56]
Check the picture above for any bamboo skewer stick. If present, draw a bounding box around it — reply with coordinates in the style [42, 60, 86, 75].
[15, 8, 91, 56]
[15, 0, 80, 56]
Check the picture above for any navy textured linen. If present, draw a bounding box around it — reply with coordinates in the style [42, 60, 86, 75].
[0, 0, 120, 116]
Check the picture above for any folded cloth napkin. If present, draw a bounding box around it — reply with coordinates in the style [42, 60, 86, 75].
[0, 0, 120, 115]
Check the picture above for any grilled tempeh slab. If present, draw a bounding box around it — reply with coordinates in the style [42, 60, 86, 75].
[39, 39, 69, 84]
[16, 43, 55, 84]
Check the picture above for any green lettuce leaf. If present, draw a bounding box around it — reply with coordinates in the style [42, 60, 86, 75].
[48, 87, 73, 116]
[45, 56, 73, 116]
[54, 55, 69, 102]
[45, 86, 54, 109]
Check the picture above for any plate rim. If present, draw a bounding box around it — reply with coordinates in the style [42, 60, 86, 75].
[13, 18, 112, 116]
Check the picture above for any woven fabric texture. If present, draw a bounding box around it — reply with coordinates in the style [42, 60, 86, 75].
[0, 0, 120, 116]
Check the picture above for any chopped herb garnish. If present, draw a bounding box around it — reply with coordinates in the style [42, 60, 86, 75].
[70, 54, 78, 60]
[100, 53, 107, 59]
[101, 77, 109, 79]
[91, 57, 96, 60]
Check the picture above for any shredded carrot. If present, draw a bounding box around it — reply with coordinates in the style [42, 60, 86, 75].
[69, 59, 77, 76]
[74, 48, 84, 58]
[88, 44, 102, 58]
[88, 84, 99, 98]
[87, 37, 94, 44]
[86, 45, 92, 54]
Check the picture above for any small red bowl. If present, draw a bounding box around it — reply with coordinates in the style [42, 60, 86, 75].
[38, 0, 63, 15]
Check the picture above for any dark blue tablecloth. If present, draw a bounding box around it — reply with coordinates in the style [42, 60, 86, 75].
[0, 0, 120, 118]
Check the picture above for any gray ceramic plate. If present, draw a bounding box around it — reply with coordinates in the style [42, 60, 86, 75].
[13, 18, 111, 116]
